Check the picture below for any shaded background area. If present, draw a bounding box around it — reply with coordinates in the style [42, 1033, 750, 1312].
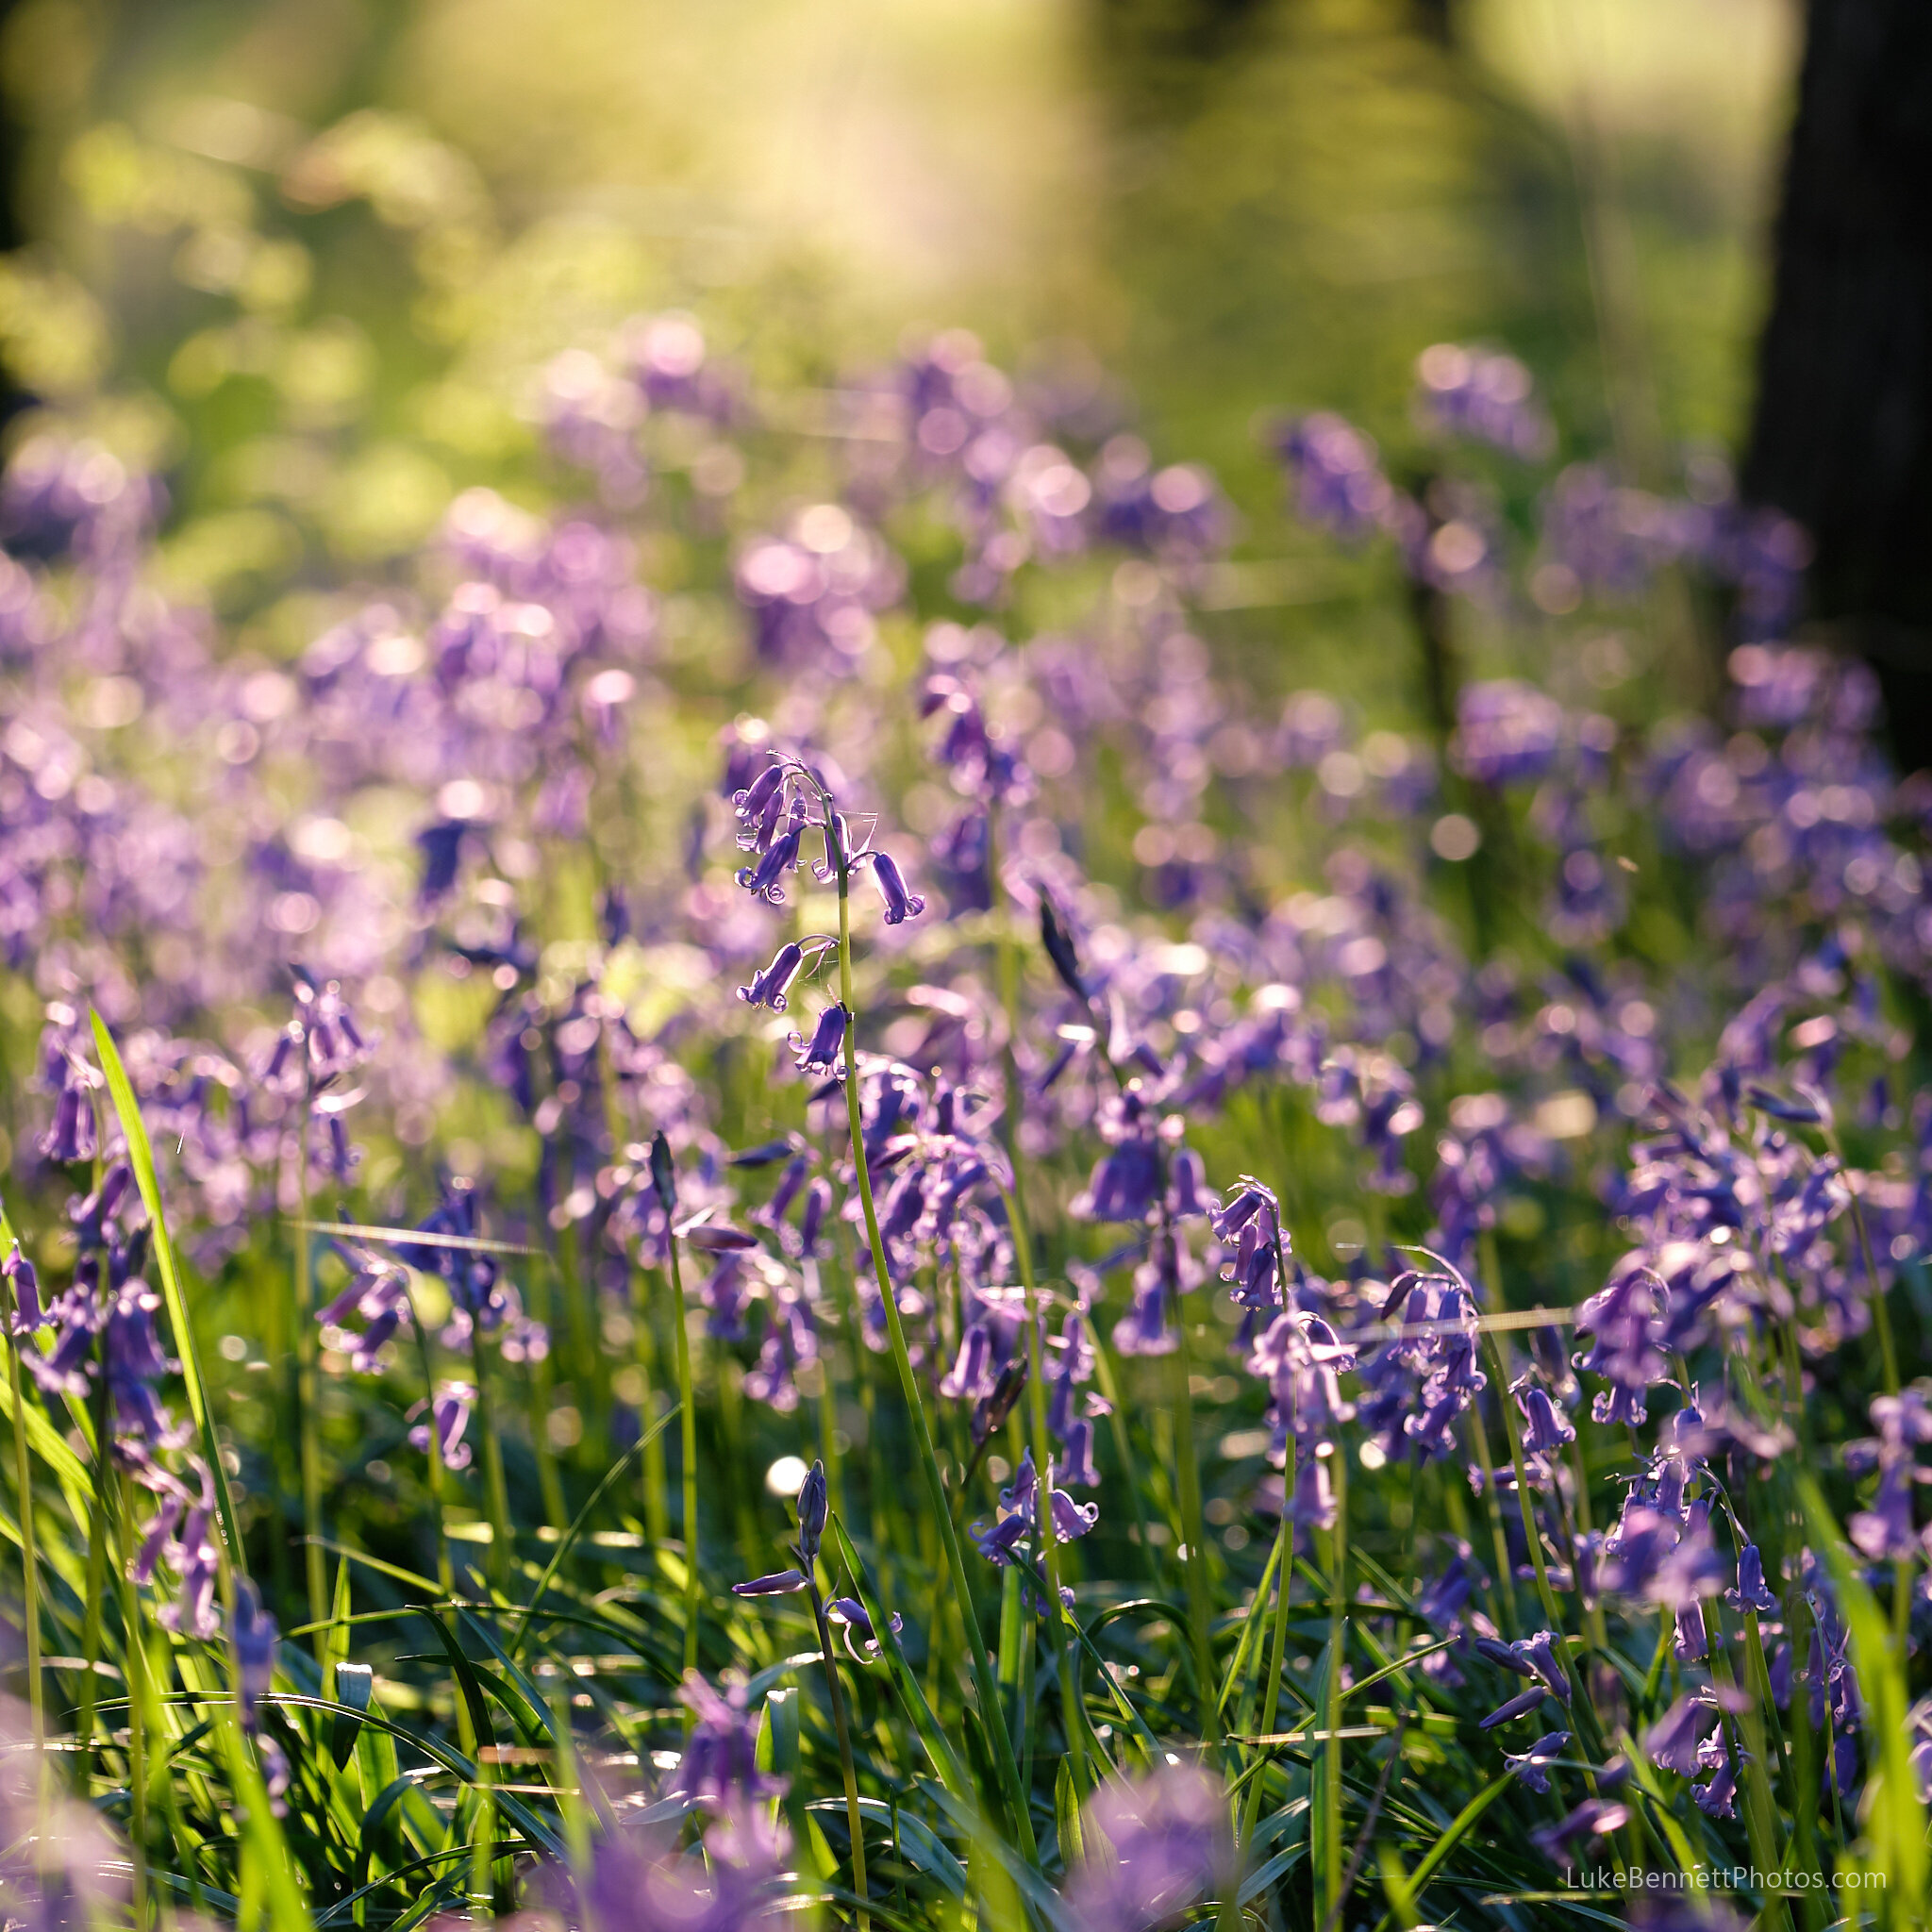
[0, 0, 1809, 726]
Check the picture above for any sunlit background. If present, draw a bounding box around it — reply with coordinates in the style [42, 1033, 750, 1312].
[1, 0, 1794, 617]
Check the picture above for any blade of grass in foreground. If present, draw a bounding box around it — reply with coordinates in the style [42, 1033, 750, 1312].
[92, 1009, 244, 1568]
[1799, 1474, 1927, 1927]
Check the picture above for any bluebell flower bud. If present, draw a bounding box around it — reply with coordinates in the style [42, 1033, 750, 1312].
[732, 1569, 809, 1596]
[649, 1131, 677, 1214]
[797, 1458, 828, 1564]
[1040, 895, 1085, 1000]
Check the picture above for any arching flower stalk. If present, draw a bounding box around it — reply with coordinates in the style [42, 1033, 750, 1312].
[746, 752, 1037, 1856]
[648, 1130, 703, 1691]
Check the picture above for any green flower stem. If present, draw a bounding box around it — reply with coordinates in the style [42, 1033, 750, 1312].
[1321, 1446, 1348, 1922]
[664, 1239, 701, 1691]
[1171, 1301, 1223, 1746]
[1481, 1328, 1564, 1636]
[834, 849, 1037, 1862]
[294, 1160, 328, 1653]
[1225, 1507, 1294, 1932]
[112, 1474, 150, 1926]
[1002, 1186, 1089, 1798]
[808, 1575, 870, 1930]
[627, 1261, 669, 1546]
[469, 1324, 513, 1595]
[405, 1280, 454, 1599]
[1706, 1599, 1789, 1932]
[76, 1371, 109, 1788]
[1461, 1401, 1516, 1640]
[1, 1249, 44, 1762]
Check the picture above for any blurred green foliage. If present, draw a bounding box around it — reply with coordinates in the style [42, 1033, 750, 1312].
[0, 0, 1793, 714]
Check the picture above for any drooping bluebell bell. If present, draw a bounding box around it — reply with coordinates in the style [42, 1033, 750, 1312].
[157, 1474, 222, 1641]
[1572, 1261, 1671, 1427]
[232, 1578, 278, 1728]
[1479, 1685, 1552, 1730]
[825, 1596, 904, 1661]
[1511, 1630, 1574, 1704]
[870, 850, 925, 924]
[1, 1241, 40, 1330]
[40, 1049, 101, 1165]
[1285, 1451, 1339, 1533]
[971, 1447, 1097, 1568]
[732, 1569, 809, 1597]
[790, 1005, 849, 1078]
[737, 941, 808, 1011]
[1515, 1378, 1577, 1474]
[1725, 1542, 1780, 1616]
[1071, 1125, 1161, 1224]
[1528, 1797, 1630, 1866]
[1690, 1729, 1738, 1820]
[1504, 1729, 1572, 1793]
[318, 1245, 412, 1374]
[408, 1381, 476, 1471]
[1645, 1690, 1718, 1776]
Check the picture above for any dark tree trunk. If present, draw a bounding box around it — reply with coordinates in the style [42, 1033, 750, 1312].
[1744, 0, 1932, 770]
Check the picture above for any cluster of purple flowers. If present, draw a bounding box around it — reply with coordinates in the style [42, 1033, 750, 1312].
[12, 261, 1932, 1932]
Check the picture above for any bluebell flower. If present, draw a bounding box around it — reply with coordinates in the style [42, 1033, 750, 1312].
[415, 819, 469, 902]
[1285, 1452, 1338, 1531]
[1644, 1691, 1716, 1775]
[158, 1480, 222, 1641]
[1504, 1730, 1572, 1794]
[1, 1241, 41, 1331]
[1273, 412, 1399, 542]
[1529, 1797, 1629, 1866]
[1725, 1542, 1779, 1615]
[1077, 1140, 1162, 1224]
[736, 827, 804, 905]
[869, 851, 925, 924]
[1511, 1630, 1573, 1704]
[738, 941, 808, 1011]
[1516, 1381, 1576, 1456]
[1573, 1262, 1670, 1427]
[1058, 1418, 1100, 1489]
[1415, 343, 1552, 458]
[941, 1324, 996, 1401]
[408, 1381, 475, 1471]
[790, 1005, 849, 1077]
[826, 1596, 904, 1660]
[732, 1570, 809, 1597]
[1479, 1686, 1552, 1730]
[971, 1448, 1097, 1569]
[40, 1053, 100, 1164]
